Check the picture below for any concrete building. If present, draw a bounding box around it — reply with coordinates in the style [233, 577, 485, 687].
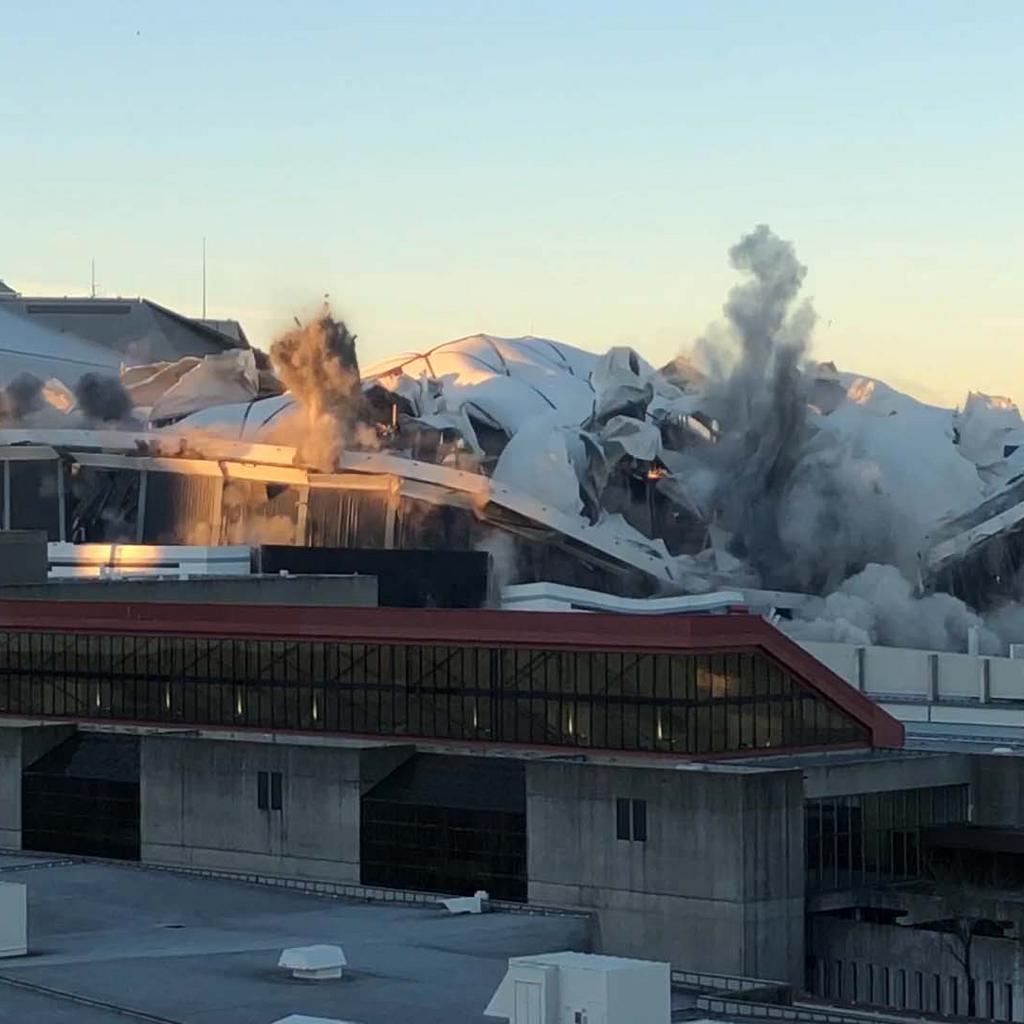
[1, 598, 1024, 1019]
[0, 284, 249, 364]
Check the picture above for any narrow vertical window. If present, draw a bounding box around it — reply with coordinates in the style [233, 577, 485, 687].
[270, 771, 283, 811]
[632, 799, 647, 842]
[616, 798, 630, 840]
[257, 771, 269, 810]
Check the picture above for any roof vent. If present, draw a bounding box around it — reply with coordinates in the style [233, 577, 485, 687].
[278, 944, 346, 981]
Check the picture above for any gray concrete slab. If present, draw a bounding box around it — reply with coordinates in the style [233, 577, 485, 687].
[0, 861, 589, 1024]
[0, 984, 131, 1024]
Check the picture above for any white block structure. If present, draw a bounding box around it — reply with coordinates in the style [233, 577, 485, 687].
[277, 944, 347, 980]
[440, 889, 490, 915]
[485, 951, 670, 1024]
[0, 882, 27, 958]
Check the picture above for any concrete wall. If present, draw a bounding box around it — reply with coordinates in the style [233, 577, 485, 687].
[802, 753, 973, 800]
[0, 531, 47, 585]
[809, 914, 1023, 1020]
[526, 761, 805, 984]
[140, 735, 411, 881]
[0, 723, 76, 849]
[0, 574, 378, 606]
[974, 754, 1024, 828]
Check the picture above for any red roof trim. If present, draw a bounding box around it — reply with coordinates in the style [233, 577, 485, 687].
[0, 602, 904, 749]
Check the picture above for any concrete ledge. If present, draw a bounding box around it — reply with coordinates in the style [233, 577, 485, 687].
[135, 861, 594, 921]
[142, 843, 361, 884]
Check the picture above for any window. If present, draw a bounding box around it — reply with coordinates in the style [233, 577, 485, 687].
[257, 771, 283, 811]
[616, 798, 647, 842]
[632, 799, 647, 841]
[805, 785, 970, 890]
[616, 799, 630, 840]
[0, 629, 874, 756]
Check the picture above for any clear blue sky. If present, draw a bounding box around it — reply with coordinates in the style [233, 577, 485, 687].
[2, 1, 1021, 404]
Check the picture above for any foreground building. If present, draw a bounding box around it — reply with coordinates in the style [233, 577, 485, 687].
[2, 565, 1024, 1017]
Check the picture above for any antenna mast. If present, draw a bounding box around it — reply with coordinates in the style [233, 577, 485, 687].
[91, 259, 96, 299]
[202, 237, 207, 318]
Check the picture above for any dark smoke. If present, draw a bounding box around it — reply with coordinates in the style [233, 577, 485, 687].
[74, 373, 134, 424]
[1, 372, 45, 421]
[691, 225, 912, 592]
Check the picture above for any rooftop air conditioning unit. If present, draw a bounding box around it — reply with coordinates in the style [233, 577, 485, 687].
[485, 951, 670, 1024]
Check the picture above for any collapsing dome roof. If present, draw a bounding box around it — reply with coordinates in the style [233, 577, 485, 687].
[4, 228, 1024, 653]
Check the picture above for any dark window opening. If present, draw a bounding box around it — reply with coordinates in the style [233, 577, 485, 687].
[617, 798, 647, 842]
[616, 798, 630, 840]
[22, 733, 139, 860]
[257, 771, 269, 810]
[805, 785, 971, 890]
[360, 755, 526, 901]
[270, 771, 283, 810]
[632, 799, 647, 841]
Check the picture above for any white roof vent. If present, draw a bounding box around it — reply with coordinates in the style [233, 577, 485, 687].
[278, 944, 347, 981]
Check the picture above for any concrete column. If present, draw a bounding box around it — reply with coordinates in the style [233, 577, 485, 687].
[140, 734, 411, 882]
[526, 761, 805, 985]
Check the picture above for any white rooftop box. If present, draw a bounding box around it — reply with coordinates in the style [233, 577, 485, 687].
[0, 882, 27, 958]
[278, 944, 346, 980]
[485, 950, 670, 1024]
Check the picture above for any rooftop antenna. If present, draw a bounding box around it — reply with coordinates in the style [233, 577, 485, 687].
[202, 237, 207, 318]
[90, 259, 96, 299]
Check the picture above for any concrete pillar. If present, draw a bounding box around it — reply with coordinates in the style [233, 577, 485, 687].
[140, 733, 411, 882]
[526, 761, 805, 985]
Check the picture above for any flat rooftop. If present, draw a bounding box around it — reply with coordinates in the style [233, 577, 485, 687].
[0, 853, 589, 1024]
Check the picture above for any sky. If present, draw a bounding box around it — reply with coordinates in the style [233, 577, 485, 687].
[1, 1, 1021, 406]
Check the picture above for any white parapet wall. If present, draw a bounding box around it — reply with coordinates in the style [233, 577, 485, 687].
[800, 640, 1024, 705]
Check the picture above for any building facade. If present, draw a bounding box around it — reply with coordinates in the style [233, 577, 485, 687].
[2, 600, 1023, 1017]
